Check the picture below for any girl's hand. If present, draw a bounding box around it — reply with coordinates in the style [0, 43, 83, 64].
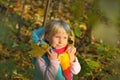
[47, 49, 58, 60]
[66, 45, 76, 63]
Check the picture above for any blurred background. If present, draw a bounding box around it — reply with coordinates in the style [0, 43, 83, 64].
[0, 0, 120, 80]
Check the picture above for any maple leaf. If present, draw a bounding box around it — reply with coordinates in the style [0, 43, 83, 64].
[29, 43, 50, 58]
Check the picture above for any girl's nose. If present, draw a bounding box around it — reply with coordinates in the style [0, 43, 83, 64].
[59, 38, 62, 43]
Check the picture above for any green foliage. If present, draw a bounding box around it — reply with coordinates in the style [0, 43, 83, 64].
[17, 43, 28, 52]
[96, 45, 105, 54]
[87, 10, 99, 27]
[0, 22, 13, 43]
[1, 58, 33, 79]
[6, 39, 14, 49]
[70, 0, 84, 22]
[78, 57, 91, 75]
[74, 27, 82, 37]
[0, 59, 16, 79]
[87, 60, 100, 69]
[0, 0, 2, 2]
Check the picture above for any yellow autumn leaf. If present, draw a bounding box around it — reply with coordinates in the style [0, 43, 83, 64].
[37, 9, 45, 16]
[23, 13, 32, 20]
[20, 27, 31, 36]
[79, 24, 87, 31]
[24, 5, 31, 14]
[29, 43, 50, 58]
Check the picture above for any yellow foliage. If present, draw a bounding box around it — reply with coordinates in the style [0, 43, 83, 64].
[29, 43, 50, 58]
[79, 24, 87, 31]
[0, 44, 3, 51]
[23, 13, 32, 20]
[20, 27, 31, 36]
[24, 5, 31, 14]
[37, 9, 45, 16]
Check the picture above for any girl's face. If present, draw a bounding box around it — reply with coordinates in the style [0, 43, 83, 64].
[49, 29, 68, 49]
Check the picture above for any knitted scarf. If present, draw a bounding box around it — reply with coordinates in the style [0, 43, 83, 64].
[54, 46, 72, 80]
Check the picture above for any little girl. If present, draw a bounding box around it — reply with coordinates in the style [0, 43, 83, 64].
[33, 19, 81, 80]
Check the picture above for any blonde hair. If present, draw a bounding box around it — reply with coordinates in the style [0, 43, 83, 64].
[45, 19, 71, 38]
